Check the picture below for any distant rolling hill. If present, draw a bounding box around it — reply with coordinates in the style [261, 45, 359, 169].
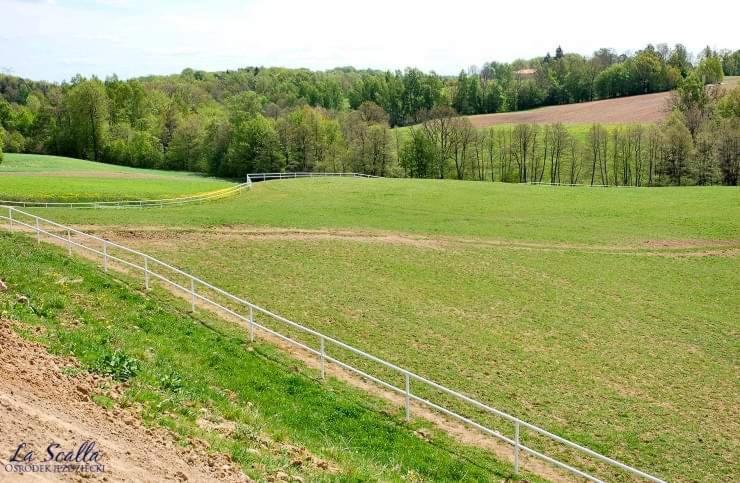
[466, 76, 739, 127]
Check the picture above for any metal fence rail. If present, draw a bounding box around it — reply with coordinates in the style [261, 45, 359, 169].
[246, 172, 380, 182]
[0, 182, 251, 209]
[0, 206, 666, 483]
[0, 172, 379, 209]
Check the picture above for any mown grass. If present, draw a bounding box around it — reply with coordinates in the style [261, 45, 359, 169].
[10, 175, 740, 480]
[37, 177, 740, 244]
[0, 233, 532, 482]
[97, 228, 739, 482]
[0, 153, 234, 202]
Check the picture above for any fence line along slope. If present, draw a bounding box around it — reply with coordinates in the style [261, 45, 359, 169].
[1, 206, 667, 483]
[0, 232, 535, 482]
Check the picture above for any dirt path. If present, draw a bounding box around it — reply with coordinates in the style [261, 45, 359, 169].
[0, 319, 249, 482]
[80, 224, 740, 257]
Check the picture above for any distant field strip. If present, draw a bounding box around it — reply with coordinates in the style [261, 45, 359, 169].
[0, 206, 666, 483]
[0, 172, 377, 208]
[465, 76, 739, 128]
[0, 182, 250, 208]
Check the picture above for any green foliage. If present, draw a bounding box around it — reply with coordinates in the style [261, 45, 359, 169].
[658, 111, 694, 185]
[720, 49, 740, 76]
[716, 85, 740, 118]
[158, 371, 184, 393]
[697, 56, 724, 84]
[0, 45, 737, 186]
[95, 350, 139, 382]
[400, 127, 436, 178]
[66, 79, 109, 161]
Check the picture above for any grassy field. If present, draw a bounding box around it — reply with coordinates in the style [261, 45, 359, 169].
[11, 174, 740, 481]
[40, 177, 740, 244]
[0, 233, 534, 481]
[0, 153, 234, 202]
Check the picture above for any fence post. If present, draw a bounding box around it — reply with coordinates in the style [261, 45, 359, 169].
[514, 421, 520, 474]
[190, 278, 196, 312]
[320, 336, 325, 379]
[144, 256, 150, 290]
[405, 373, 411, 421]
[103, 241, 108, 272]
[8, 207, 13, 230]
[35, 217, 40, 243]
[67, 229, 72, 256]
[248, 305, 255, 342]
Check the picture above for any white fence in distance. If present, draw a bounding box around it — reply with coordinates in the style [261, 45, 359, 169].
[0, 182, 250, 209]
[0, 172, 379, 209]
[1, 205, 666, 483]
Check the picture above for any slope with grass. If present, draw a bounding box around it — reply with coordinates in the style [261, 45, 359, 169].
[0, 153, 235, 202]
[40, 177, 740, 244]
[19, 177, 740, 481]
[0, 233, 531, 482]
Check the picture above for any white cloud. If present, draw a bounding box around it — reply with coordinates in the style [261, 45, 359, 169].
[2, 0, 739, 81]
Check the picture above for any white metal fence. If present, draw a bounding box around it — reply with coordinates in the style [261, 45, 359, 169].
[0, 172, 379, 209]
[1, 206, 666, 483]
[0, 182, 250, 209]
[247, 172, 380, 182]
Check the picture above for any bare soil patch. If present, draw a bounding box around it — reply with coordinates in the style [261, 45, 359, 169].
[84, 226, 446, 251]
[0, 319, 249, 482]
[467, 91, 672, 127]
[466, 78, 738, 128]
[80, 225, 740, 257]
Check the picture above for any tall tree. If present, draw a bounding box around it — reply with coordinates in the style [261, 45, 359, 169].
[66, 79, 109, 161]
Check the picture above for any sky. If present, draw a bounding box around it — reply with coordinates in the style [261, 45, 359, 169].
[1, 0, 738, 82]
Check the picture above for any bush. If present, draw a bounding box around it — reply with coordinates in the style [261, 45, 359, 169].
[158, 371, 184, 393]
[4, 131, 25, 153]
[95, 350, 139, 382]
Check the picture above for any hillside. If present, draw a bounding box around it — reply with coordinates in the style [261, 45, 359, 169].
[0, 153, 234, 202]
[465, 76, 740, 127]
[40, 177, 740, 244]
[466, 91, 671, 126]
[13, 174, 740, 481]
[0, 233, 525, 481]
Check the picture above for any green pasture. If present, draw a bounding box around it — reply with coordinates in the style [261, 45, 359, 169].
[82, 224, 738, 482]
[0, 233, 531, 481]
[0, 153, 234, 202]
[35, 177, 740, 245]
[7, 168, 740, 481]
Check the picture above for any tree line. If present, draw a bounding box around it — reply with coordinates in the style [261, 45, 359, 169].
[402, 79, 739, 186]
[0, 44, 737, 185]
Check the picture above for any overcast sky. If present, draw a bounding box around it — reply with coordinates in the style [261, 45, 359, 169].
[2, 0, 738, 82]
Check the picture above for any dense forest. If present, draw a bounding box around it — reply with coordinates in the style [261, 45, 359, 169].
[1, 44, 738, 185]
